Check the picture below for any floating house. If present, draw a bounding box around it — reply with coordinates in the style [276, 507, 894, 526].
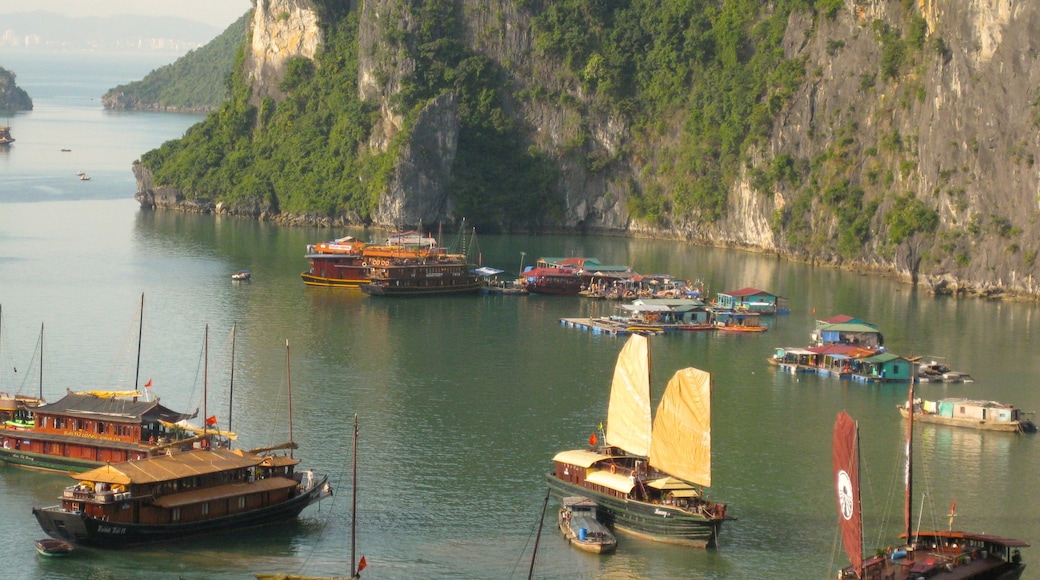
[616, 298, 712, 329]
[849, 352, 913, 382]
[810, 322, 884, 348]
[715, 287, 786, 314]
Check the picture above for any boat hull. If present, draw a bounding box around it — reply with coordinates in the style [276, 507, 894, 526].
[300, 272, 369, 288]
[546, 475, 722, 548]
[898, 408, 1034, 433]
[0, 446, 103, 473]
[360, 281, 482, 296]
[33, 473, 329, 548]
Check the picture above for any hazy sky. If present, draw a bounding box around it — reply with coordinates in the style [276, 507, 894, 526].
[0, 0, 253, 29]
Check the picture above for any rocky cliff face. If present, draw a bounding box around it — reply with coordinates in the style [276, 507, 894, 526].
[140, 0, 1040, 299]
[244, 0, 323, 105]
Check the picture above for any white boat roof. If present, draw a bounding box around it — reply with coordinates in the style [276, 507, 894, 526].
[585, 470, 636, 494]
[552, 449, 612, 468]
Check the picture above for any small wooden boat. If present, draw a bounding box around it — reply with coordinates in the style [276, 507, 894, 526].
[557, 496, 617, 554]
[231, 270, 251, 281]
[35, 538, 74, 557]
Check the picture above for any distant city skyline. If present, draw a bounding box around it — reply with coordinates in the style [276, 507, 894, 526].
[0, 0, 252, 29]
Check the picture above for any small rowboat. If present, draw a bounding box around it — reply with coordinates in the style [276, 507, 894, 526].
[231, 270, 251, 281]
[35, 538, 74, 557]
[558, 496, 617, 554]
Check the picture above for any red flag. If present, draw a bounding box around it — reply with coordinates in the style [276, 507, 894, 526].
[144, 379, 153, 388]
[206, 415, 218, 426]
[588, 433, 597, 446]
[357, 555, 367, 573]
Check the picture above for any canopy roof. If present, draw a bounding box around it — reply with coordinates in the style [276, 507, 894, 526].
[73, 448, 265, 485]
[585, 470, 636, 494]
[552, 449, 611, 468]
[152, 477, 297, 508]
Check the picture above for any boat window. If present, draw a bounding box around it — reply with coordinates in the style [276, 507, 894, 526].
[172, 508, 181, 521]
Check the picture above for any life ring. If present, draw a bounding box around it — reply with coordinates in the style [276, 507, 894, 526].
[610, 464, 617, 474]
[362, 261, 369, 267]
[2, 440, 8, 449]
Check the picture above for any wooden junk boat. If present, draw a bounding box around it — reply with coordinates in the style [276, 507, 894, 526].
[547, 334, 730, 548]
[0, 389, 200, 473]
[558, 496, 617, 554]
[32, 446, 331, 548]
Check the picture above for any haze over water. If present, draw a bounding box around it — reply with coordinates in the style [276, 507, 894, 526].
[1, 52, 1038, 580]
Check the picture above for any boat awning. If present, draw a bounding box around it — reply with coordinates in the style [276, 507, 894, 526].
[552, 449, 612, 468]
[646, 476, 698, 491]
[585, 470, 636, 494]
[152, 477, 298, 508]
[474, 267, 505, 276]
[620, 304, 672, 313]
[72, 448, 265, 485]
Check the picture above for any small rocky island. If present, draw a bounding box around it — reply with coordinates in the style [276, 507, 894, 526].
[0, 65, 33, 111]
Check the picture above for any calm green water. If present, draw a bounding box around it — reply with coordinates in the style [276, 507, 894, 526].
[1, 52, 1039, 580]
[2, 201, 1039, 580]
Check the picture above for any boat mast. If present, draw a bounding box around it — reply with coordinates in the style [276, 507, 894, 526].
[286, 339, 294, 460]
[904, 380, 914, 544]
[203, 324, 208, 439]
[228, 323, 236, 447]
[350, 413, 358, 578]
[135, 293, 144, 393]
[528, 488, 550, 580]
[38, 322, 43, 400]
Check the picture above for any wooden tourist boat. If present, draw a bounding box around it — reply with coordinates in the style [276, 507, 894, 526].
[558, 496, 617, 554]
[34, 538, 74, 557]
[0, 126, 13, 146]
[301, 236, 371, 288]
[0, 389, 201, 472]
[359, 226, 485, 296]
[834, 384, 1029, 579]
[360, 255, 482, 296]
[32, 446, 331, 548]
[898, 398, 1037, 433]
[546, 334, 730, 548]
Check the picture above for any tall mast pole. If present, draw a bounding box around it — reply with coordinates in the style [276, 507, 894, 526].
[228, 323, 236, 444]
[39, 322, 43, 400]
[351, 413, 358, 578]
[203, 324, 208, 439]
[135, 293, 144, 392]
[904, 380, 914, 543]
[286, 339, 294, 460]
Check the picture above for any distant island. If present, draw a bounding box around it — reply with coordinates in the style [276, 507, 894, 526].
[0, 65, 32, 111]
[102, 12, 250, 113]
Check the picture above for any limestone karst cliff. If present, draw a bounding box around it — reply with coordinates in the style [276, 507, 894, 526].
[134, 0, 1040, 299]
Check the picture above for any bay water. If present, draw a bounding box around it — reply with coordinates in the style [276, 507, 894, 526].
[1, 52, 1038, 580]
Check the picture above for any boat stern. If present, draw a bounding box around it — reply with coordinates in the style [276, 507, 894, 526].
[32, 506, 89, 545]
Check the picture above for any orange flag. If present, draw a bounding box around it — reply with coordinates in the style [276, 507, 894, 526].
[357, 555, 367, 573]
[144, 379, 153, 388]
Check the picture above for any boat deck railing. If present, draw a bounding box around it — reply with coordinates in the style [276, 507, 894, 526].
[63, 486, 131, 503]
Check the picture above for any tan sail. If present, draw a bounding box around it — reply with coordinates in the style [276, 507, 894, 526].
[605, 334, 652, 457]
[649, 367, 712, 487]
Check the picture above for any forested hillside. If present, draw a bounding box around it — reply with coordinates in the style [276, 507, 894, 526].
[0, 66, 32, 111]
[103, 12, 250, 112]
[134, 0, 1040, 299]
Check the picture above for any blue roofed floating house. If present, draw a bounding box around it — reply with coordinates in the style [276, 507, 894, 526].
[848, 351, 913, 383]
[810, 322, 884, 348]
[714, 287, 787, 314]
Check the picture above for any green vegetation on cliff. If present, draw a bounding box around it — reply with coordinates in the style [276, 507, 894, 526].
[142, 12, 381, 218]
[103, 12, 250, 112]
[529, 0, 808, 224]
[0, 66, 33, 111]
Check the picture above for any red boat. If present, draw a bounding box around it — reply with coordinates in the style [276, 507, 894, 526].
[522, 267, 583, 295]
